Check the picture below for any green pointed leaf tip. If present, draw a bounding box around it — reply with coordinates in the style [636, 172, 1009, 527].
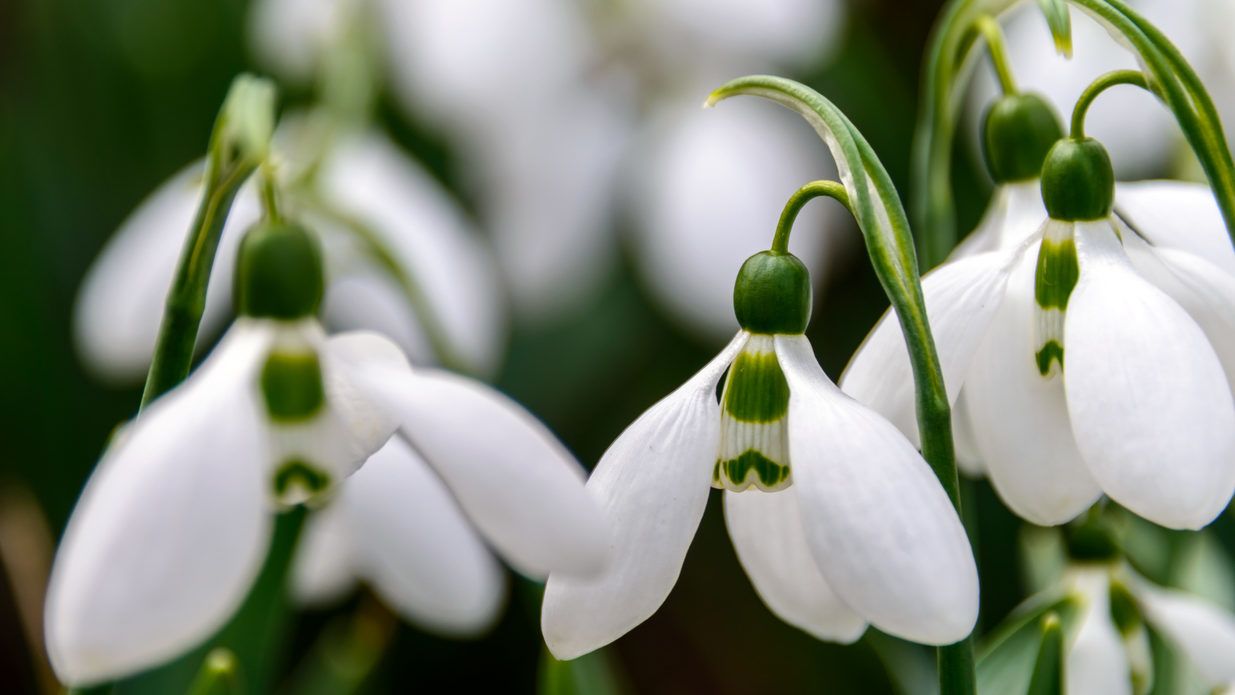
[715, 336, 791, 491]
[982, 93, 1064, 183]
[1034, 0, 1073, 57]
[235, 222, 325, 319]
[1026, 612, 1065, 695]
[187, 648, 239, 695]
[219, 74, 276, 165]
[1041, 137, 1115, 221]
[732, 251, 812, 335]
[261, 350, 325, 421]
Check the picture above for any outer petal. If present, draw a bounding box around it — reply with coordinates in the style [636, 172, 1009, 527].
[950, 181, 1048, 259]
[345, 437, 507, 636]
[45, 323, 273, 686]
[1066, 220, 1235, 529]
[841, 246, 1019, 445]
[724, 490, 867, 643]
[1066, 568, 1133, 695]
[632, 100, 844, 340]
[247, 0, 345, 82]
[1123, 229, 1235, 395]
[316, 131, 506, 376]
[541, 332, 748, 659]
[1116, 180, 1235, 277]
[1139, 585, 1235, 686]
[777, 335, 978, 645]
[346, 358, 607, 579]
[74, 164, 259, 380]
[964, 245, 1103, 525]
[291, 499, 358, 606]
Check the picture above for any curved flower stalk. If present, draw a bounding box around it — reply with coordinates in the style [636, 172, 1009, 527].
[545, 76, 980, 694]
[914, 0, 1235, 268]
[75, 124, 506, 382]
[47, 221, 606, 687]
[249, 0, 846, 331]
[848, 124, 1235, 530]
[977, 523, 1235, 694]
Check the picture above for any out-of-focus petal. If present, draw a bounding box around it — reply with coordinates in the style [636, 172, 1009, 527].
[541, 332, 747, 660]
[1066, 220, 1235, 530]
[1116, 180, 1235, 276]
[1065, 568, 1133, 695]
[777, 334, 978, 645]
[248, 0, 349, 83]
[724, 490, 867, 643]
[74, 163, 259, 381]
[1139, 584, 1235, 686]
[291, 497, 357, 606]
[45, 323, 273, 686]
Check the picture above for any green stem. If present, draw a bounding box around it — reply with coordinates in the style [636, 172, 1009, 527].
[260, 161, 283, 224]
[975, 15, 1018, 95]
[708, 75, 974, 695]
[771, 181, 850, 254]
[1070, 70, 1150, 139]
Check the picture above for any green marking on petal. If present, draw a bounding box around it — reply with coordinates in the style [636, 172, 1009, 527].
[261, 350, 325, 422]
[1108, 579, 1142, 638]
[273, 458, 332, 500]
[714, 450, 791, 492]
[721, 337, 790, 423]
[1034, 236, 1079, 311]
[1035, 340, 1065, 377]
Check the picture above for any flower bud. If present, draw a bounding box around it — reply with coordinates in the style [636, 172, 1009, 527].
[1040, 137, 1115, 221]
[981, 92, 1064, 183]
[732, 251, 812, 335]
[234, 222, 325, 319]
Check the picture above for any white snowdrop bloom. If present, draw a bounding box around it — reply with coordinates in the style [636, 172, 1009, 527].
[48, 222, 606, 686]
[74, 126, 505, 381]
[968, 1, 1209, 178]
[845, 136, 1235, 529]
[541, 249, 978, 659]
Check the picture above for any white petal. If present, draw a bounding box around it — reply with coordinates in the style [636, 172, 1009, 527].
[841, 246, 1020, 445]
[951, 181, 1048, 259]
[1123, 231, 1235, 396]
[1065, 568, 1133, 695]
[776, 335, 978, 645]
[1066, 220, 1235, 529]
[1140, 585, 1235, 685]
[1116, 181, 1235, 277]
[247, 0, 346, 82]
[348, 362, 607, 579]
[632, 100, 845, 340]
[45, 323, 273, 686]
[344, 437, 507, 636]
[541, 332, 748, 659]
[724, 490, 866, 643]
[964, 244, 1102, 525]
[322, 273, 434, 371]
[317, 131, 506, 376]
[952, 393, 985, 478]
[74, 164, 259, 380]
[291, 499, 358, 607]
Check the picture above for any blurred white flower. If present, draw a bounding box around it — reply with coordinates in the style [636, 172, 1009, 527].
[968, 1, 1227, 178]
[48, 224, 605, 686]
[249, 0, 848, 332]
[845, 179, 1235, 529]
[75, 127, 505, 382]
[542, 283, 977, 657]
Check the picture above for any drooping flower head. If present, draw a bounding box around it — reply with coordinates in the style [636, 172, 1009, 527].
[542, 236, 979, 658]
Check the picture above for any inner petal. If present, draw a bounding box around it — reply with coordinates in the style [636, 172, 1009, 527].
[1033, 219, 1079, 378]
[714, 334, 791, 492]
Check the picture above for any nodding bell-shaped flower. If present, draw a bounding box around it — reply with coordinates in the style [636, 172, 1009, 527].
[846, 132, 1235, 530]
[45, 221, 607, 687]
[541, 250, 978, 659]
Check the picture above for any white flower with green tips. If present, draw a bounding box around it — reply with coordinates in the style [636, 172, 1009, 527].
[46, 222, 606, 687]
[845, 134, 1235, 530]
[541, 249, 978, 658]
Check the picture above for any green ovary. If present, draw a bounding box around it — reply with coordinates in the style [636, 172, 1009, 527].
[714, 335, 792, 492]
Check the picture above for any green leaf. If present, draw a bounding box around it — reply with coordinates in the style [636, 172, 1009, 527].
[186, 650, 239, 695]
[537, 649, 627, 695]
[977, 594, 1081, 695]
[1034, 0, 1073, 56]
[1025, 613, 1064, 695]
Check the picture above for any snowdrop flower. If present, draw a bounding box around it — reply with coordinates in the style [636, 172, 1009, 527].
[47, 221, 605, 686]
[846, 134, 1235, 529]
[75, 126, 504, 382]
[541, 247, 978, 658]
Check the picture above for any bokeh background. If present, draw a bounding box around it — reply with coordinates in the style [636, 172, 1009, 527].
[2, 0, 1232, 693]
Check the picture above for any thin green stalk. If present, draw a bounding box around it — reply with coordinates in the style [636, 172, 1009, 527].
[1070, 70, 1151, 138]
[771, 181, 850, 254]
[975, 15, 1018, 95]
[139, 76, 275, 408]
[708, 75, 974, 695]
